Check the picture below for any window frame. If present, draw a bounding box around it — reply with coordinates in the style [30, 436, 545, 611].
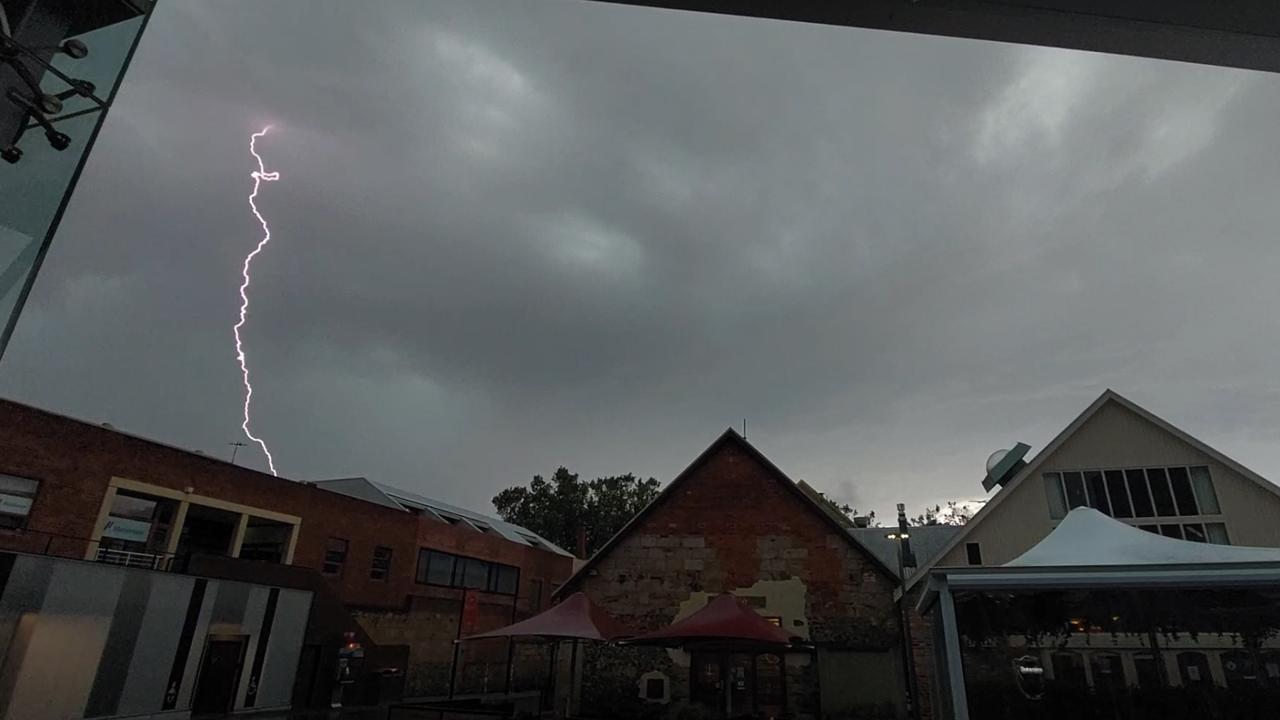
[413, 548, 519, 595]
[369, 545, 393, 581]
[1045, 465, 1223, 532]
[322, 537, 349, 576]
[0, 474, 40, 530]
[965, 542, 983, 566]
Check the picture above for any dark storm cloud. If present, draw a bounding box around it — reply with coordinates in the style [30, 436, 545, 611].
[4, 0, 1280, 519]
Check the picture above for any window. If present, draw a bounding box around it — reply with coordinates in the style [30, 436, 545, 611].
[644, 677, 666, 700]
[1146, 468, 1177, 516]
[1190, 466, 1220, 514]
[1103, 470, 1133, 518]
[1159, 524, 1183, 540]
[413, 549, 518, 594]
[529, 578, 544, 612]
[417, 550, 455, 585]
[1062, 472, 1087, 510]
[965, 542, 982, 566]
[1206, 523, 1230, 545]
[322, 537, 348, 576]
[490, 564, 519, 594]
[1050, 465, 1224, 524]
[0, 475, 38, 530]
[1182, 523, 1207, 543]
[1126, 469, 1155, 517]
[370, 546, 393, 581]
[1167, 467, 1199, 515]
[1044, 473, 1067, 519]
[1084, 471, 1111, 515]
[460, 557, 490, 589]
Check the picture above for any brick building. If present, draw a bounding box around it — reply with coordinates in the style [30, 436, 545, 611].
[557, 429, 907, 719]
[0, 397, 575, 701]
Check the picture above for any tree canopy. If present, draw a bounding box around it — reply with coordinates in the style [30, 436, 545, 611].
[492, 467, 661, 557]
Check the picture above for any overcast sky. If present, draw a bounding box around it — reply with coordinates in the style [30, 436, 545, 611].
[3, 0, 1280, 521]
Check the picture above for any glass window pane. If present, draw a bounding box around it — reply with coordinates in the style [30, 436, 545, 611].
[1126, 470, 1155, 517]
[1159, 524, 1184, 540]
[426, 551, 455, 585]
[1138, 525, 1160, 535]
[494, 565, 519, 594]
[1183, 524, 1207, 543]
[370, 546, 393, 580]
[1063, 472, 1087, 509]
[1206, 523, 1231, 545]
[1103, 470, 1133, 518]
[462, 558, 489, 589]
[1190, 466, 1221, 514]
[1147, 468, 1177, 517]
[322, 537, 348, 575]
[0, 474, 38, 496]
[1167, 467, 1198, 516]
[1043, 473, 1067, 519]
[1084, 471, 1111, 516]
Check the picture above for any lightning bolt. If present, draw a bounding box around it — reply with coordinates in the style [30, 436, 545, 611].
[234, 126, 280, 476]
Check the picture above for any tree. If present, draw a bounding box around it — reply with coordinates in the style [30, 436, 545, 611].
[492, 468, 661, 557]
[910, 500, 979, 526]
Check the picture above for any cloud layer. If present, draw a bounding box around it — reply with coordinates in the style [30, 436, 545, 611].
[4, 0, 1280, 519]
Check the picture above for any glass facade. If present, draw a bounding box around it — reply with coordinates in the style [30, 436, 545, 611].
[0, 1, 154, 359]
[951, 586, 1280, 719]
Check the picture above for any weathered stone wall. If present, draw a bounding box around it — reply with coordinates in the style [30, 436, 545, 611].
[571, 437, 901, 718]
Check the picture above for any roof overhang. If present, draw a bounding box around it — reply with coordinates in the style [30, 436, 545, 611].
[917, 561, 1280, 613]
[583, 1, 1280, 74]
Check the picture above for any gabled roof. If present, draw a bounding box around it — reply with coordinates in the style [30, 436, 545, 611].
[313, 477, 572, 557]
[555, 428, 896, 598]
[848, 525, 962, 580]
[903, 389, 1280, 592]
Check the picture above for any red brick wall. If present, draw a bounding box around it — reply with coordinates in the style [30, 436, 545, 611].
[0, 399, 573, 611]
[906, 585, 939, 720]
[568, 436, 901, 717]
[574, 439, 898, 636]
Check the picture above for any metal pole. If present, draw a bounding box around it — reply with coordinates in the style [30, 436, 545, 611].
[567, 639, 580, 717]
[546, 640, 560, 713]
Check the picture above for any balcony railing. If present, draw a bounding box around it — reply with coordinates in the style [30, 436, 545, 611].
[94, 546, 171, 570]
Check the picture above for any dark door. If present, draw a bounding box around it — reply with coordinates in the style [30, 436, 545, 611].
[727, 653, 754, 716]
[691, 653, 724, 710]
[291, 644, 323, 709]
[193, 637, 247, 714]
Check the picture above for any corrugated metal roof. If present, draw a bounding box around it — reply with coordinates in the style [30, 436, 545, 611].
[311, 478, 574, 557]
[370, 480, 574, 557]
[847, 524, 963, 580]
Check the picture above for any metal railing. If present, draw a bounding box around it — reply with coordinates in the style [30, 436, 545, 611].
[94, 546, 171, 570]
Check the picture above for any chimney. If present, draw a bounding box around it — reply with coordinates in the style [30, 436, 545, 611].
[852, 516, 871, 528]
[575, 527, 588, 559]
[896, 503, 917, 568]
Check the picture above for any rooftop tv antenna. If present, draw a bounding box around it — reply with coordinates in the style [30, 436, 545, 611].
[227, 441, 248, 465]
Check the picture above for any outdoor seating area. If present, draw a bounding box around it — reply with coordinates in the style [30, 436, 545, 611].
[920, 509, 1280, 720]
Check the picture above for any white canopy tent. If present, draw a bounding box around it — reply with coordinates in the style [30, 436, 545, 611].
[1006, 508, 1280, 567]
[919, 508, 1280, 720]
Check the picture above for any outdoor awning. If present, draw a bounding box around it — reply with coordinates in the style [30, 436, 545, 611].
[625, 593, 793, 650]
[1006, 508, 1280, 567]
[459, 591, 635, 642]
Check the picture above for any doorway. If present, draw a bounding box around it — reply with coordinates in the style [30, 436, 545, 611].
[192, 635, 247, 715]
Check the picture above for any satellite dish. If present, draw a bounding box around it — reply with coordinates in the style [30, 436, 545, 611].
[982, 442, 1031, 492]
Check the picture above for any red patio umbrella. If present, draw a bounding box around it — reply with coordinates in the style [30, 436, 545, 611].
[626, 593, 795, 718]
[626, 592, 793, 649]
[460, 592, 634, 642]
[458, 592, 635, 716]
